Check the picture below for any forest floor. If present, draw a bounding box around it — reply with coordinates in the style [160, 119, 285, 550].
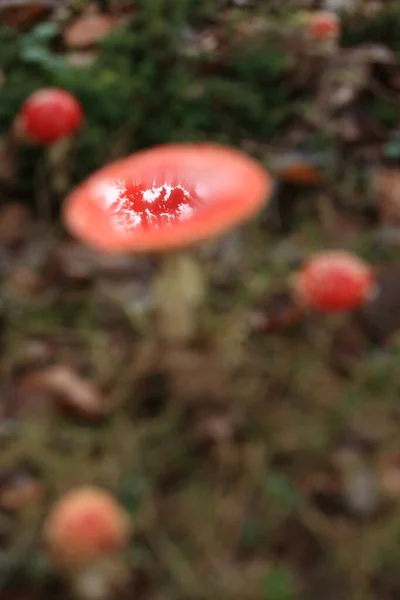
[2, 1, 400, 599]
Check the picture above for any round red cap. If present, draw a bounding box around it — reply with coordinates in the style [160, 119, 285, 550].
[20, 88, 83, 144]
[292, 250, 374, 312]
[308, 11, 340, 41]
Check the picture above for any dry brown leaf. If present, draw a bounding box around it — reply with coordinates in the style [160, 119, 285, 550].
[0, 202, 32, 248]
[66, 51, 98, 69]
[0, 475, 44, 512]
[18, 365, 110, 419]
[63, 6, 118, 49]
[6, 265, 43, 295]
[0, 1, 53, 30]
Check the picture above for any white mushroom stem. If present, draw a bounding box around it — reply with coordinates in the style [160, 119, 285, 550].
[152, 251, 206, 344]
[46, 136, 73, 196]
[35, 138, 73, 224]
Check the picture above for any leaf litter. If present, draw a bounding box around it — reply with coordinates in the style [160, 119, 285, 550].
[2, 1, 400, 599]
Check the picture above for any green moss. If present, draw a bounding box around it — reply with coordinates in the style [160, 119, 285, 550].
[0, 2, 296, 186]
[342, 4, 400, 54]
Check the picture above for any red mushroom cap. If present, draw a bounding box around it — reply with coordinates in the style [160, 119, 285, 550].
[19, 88, 83, 144]
[292, 250, 375, 312]
[63, 143, 271, 253]
[307, 11, 340, 41]
[44, 487, 129, 570]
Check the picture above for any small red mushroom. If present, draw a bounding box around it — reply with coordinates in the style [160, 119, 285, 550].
[307, 11, 340, 42]
[292, 250, 375, 312]
[13, 88, 83, 211]
[63, 143, 271, 341]
[18, 88, 83, 145]
[44, 487, 129, 571]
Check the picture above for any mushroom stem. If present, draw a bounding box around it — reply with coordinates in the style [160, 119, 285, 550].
[46, 137, 73, 196]
[152, 251, 206, 344]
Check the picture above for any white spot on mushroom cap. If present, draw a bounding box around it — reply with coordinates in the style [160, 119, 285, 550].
[91, 178, 201, 234]
[94, 181, 126, 211]
[178, 203, 194, 220]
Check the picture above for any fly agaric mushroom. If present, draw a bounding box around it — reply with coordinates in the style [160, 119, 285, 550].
[44, 487, 129, 571]
[292, 250, 375, 312]
[307, 11, 340, 42]
[63, 143, 271, 342]
[17, 88, 83, 144]
[14, 88, 83, 205]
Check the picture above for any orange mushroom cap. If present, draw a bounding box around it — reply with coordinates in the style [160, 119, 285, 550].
[307, 11, 340, 41]
[44, 487, 130, 570]
[292, 251, 375, 312]
[63, 143, 271, 253]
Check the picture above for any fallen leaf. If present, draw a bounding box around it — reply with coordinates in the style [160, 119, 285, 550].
[6, 265, 43, 295]
[269, 151, 327, 186]
[18, 365, 111, 419]
[0, 1, 54, 30]
[0, 202, 32, 248]
[66, 51, 98, 68]
[279, 161, 323, 185]
[0, 473, 44, 512]
[63, 6, 118, 48]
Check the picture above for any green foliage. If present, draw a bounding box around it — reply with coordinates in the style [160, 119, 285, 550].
[238, 517, 267, 552]
[370, 98, 399, 128]
[342, 4, 400, 55]
[1, 0, 395, 190]
[383, 132, 400, 159]
[0, 26, 19, 69]
[263, 471, 300, 511]
[19, 22, 66, 72]
[120, 474, 148, 513]
[262, 566, 296, 600]
[0, 1, 294, 183]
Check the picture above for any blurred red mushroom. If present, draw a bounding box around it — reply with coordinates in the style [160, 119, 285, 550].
[292, 250, 375, 313]
[63, 143, 271, 342]
[295, 9, 340, 56]
[44, 487, 129, 571]
[307, 11, 340, 42]
[13, 88, 83, 212]
[18, 88, 83, 145]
